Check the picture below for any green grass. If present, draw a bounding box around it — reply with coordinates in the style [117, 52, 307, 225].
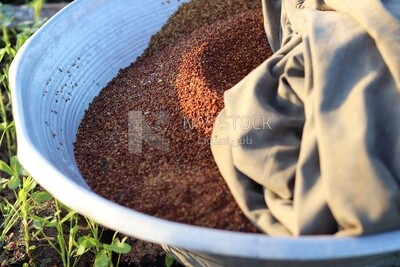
[0, 2, 134, 266]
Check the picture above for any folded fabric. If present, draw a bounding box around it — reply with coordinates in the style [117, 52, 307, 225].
[211, 0, 400, 236]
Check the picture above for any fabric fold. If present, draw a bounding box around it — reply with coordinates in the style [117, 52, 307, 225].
[211, 0, 400, 236]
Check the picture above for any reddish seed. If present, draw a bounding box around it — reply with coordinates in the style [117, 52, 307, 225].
[74, 7, 272, 233]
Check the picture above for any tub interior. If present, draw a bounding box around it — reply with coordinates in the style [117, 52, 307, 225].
[16, 0, 189, 186]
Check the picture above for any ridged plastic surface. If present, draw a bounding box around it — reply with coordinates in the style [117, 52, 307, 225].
[9, 0, 400, 266]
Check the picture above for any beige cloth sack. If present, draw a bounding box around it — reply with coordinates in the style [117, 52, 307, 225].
[211, 0, 400, 236]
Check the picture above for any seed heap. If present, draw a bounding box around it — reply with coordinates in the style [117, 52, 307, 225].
[142, 0, 262, 58]
[74, 9, 272, 232]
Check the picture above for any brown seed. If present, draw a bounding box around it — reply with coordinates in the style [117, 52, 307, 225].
[74, 4, 272, 233]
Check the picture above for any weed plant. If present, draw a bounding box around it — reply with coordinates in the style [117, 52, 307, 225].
[0, 2, 134, 266]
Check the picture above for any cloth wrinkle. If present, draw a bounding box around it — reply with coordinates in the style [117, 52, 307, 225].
[211, 0, 400, 236]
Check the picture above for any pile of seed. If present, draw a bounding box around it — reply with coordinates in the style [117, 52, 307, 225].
[142, 0, 262, 58]
[75, 9, 272, 232]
